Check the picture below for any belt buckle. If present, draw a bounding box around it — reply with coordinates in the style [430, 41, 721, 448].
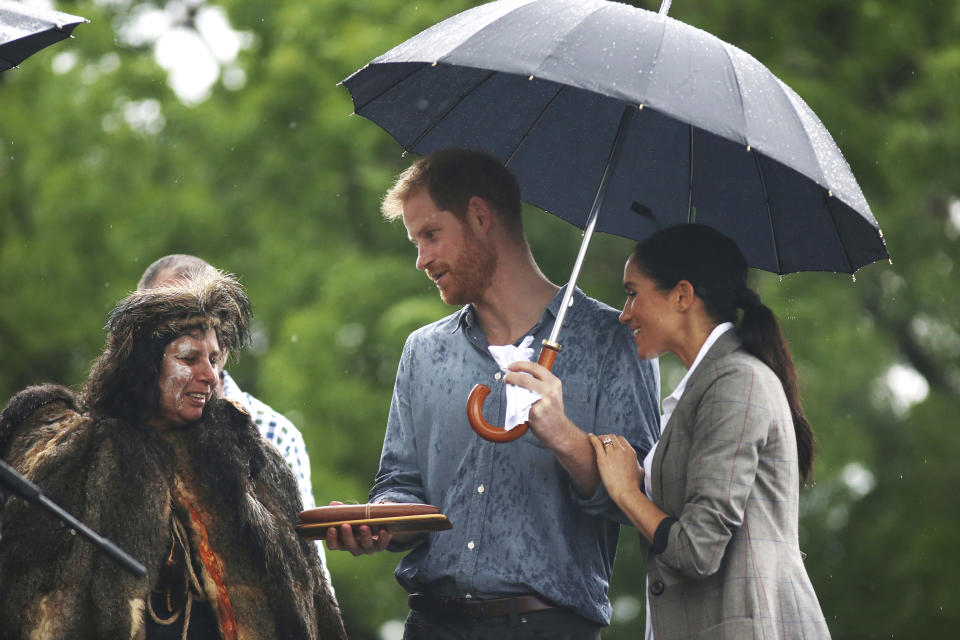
[474, 599, 488, 620]
[442, 596, 470, 620]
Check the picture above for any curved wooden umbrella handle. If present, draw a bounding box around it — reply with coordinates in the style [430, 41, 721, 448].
[467, 341, 560, 443]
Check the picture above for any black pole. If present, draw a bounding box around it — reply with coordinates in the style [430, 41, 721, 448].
[0, 459, 147, 578]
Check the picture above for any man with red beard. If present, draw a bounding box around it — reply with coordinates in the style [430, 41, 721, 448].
[328, 148, 660, 639]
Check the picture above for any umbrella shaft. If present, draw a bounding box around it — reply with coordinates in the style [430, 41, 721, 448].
[549, 208, 598, 344]
[550, 105, 634, 343]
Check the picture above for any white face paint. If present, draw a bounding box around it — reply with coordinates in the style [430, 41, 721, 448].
[154, 327, 220, 429]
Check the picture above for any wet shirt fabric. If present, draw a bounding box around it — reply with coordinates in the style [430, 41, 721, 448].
[371, 286, 661, 626]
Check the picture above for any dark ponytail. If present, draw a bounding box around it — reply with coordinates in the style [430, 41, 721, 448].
[631, 224, 814, 484]
[736, 288, 814, 484]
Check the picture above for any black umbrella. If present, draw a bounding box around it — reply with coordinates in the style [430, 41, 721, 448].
[343, 0, 889, 441]
[0, 0, 87, 72]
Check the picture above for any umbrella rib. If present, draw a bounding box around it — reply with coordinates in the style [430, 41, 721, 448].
[751, 153, 783, 274]
[820, 188, 855, 273]
[549, 104, 636, 343]
[769, 77, 826, 187]
[349, 63, 427, 114]
[406, 68, 498, 151]
[718, 42, 749, 145]
[504, 83, 567, 167]
[686, 124, 694, 221]
[765, 75, 856, 273]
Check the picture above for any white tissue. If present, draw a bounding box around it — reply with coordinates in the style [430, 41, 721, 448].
[487, 335, 541, 430]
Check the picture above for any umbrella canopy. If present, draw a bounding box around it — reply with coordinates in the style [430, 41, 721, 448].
[0, 0, 87, 71]
[343, 0, 890, 442]
[343, 0, 888, 276]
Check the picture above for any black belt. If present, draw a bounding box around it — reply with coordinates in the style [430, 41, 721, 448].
[408, 592, 557, 621]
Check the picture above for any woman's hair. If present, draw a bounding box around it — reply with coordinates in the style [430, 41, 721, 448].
[630, 224, 814, 483]
[82, 267, 251, 425]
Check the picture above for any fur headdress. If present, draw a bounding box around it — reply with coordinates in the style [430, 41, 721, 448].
[106, 266, 251, 361]
[82, 267, 251, 422]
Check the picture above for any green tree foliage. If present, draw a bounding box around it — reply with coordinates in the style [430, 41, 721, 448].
[1, 1, 957, 637]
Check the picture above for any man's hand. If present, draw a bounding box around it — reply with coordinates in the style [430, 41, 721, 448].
[504, 361, 600, 496]
[323, 501, 392, 556]
[504, 360, 574, 448]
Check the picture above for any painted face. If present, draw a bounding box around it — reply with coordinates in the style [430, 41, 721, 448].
[154, 327, 220, 428]
[151, 270, 229, 396]
[402, 188, 496, 306]
[619, 257, 677, 361]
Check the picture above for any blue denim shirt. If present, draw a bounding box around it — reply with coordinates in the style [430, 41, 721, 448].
[370, 286, 660, 625]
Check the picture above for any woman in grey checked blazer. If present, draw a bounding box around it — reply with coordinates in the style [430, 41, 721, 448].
[589, 224, 831, 639]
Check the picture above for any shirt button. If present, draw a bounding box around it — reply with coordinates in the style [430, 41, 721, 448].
[649, 580, 665, 596]
[467, 541, 475, 550]
[477, 485, 485, 494]
[494, 372, 502, 380]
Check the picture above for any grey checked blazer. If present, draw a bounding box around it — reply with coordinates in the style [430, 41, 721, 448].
[646, 331, 831, 639]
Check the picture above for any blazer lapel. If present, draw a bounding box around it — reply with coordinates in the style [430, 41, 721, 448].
[650, 330, 743, 508]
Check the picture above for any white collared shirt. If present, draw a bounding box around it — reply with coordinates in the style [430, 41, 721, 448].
[659, 322, 734, 435]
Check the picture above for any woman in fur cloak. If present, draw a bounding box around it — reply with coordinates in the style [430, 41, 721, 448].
[0, 268, 346, 640]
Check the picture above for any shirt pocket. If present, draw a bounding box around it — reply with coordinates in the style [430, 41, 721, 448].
[563, 381, 596, 430]
[519, 381, 595, 450]
[563, 381, 592, 404]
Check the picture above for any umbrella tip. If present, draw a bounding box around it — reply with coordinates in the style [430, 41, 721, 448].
[335, 81, 343, 87]
[638, 103, 644, 110]
[828, 189, 834, 197]
[746, 144, 751, 151]
[528, 75, 534, 81]
[431, 61, 438, 67]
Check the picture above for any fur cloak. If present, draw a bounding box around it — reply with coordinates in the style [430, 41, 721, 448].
[0, 384, 347, 640]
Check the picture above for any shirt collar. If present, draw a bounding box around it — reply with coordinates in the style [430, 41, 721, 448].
[661, 322, 734, 415]
[454, 284, 573, 337]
